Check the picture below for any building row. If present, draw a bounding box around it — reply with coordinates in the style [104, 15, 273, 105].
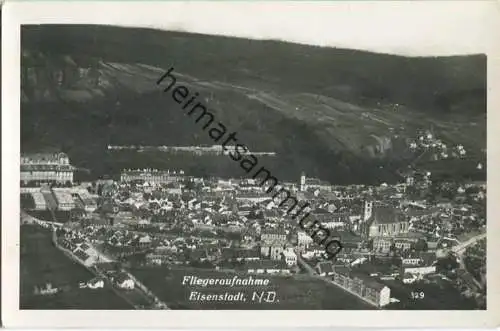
[120, 169, 184, 184]
[20, 187, 97, 212]
[20, 152, 75, 185]
[325, 265, 391, 308]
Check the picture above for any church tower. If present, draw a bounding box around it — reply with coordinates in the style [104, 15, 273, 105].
[363, 200, 373, 222]
[299, 172, 306, 192]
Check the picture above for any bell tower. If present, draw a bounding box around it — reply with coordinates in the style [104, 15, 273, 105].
[363, 200, 373, 222]
[299, 172, 306, 192]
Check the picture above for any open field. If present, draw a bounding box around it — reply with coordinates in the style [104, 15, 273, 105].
[129, 266, 374, 310]
[20, 224, 132, 309]
[382, 279, 479, 310]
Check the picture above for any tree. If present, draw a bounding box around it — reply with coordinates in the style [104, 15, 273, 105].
[414, 239, 428, 252]
[69, 207, 86, 222]
[97, 184, 103, 196]
[183, 179, 196, 191]
[426, 183, 438, 203]
[435, 255, 459, 273]
[366, 239, 374, 251]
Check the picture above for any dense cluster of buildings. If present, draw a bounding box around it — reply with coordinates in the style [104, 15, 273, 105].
[407, 130, 468, 160]
[20, 151, 487, 309]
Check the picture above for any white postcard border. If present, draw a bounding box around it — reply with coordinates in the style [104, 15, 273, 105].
[2, 1, 500, 328]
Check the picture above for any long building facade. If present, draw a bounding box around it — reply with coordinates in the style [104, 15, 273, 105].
[120, 169, 184, 184]
[20, 152, 75, 185]
[331, 267, 391, 307]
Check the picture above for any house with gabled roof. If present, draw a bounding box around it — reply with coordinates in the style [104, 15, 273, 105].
[87, 277, 105, 289]
[316, 261, 335, 276]
[114, 272, 134, 289]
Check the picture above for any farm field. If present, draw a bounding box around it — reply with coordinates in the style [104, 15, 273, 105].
[20, 224, 132, 309]
[129, 266, 374, 310]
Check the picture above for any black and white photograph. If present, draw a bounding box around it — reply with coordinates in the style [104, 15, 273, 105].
[3, 1, 500, 328]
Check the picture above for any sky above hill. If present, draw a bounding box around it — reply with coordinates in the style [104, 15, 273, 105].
[145, 1, 496, 56]
[7, 1, 497, 56]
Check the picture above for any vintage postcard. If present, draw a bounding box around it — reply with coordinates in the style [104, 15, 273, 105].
[2, 0, 500, 328]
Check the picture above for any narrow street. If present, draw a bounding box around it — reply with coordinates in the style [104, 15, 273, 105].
[294, 249, 317, 276]
[452, 232, 486, 254]
[453, 232, 486, 290]
[25, 212, 169, 309]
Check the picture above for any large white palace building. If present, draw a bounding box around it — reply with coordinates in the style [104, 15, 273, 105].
[21, 152, 75, 185]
